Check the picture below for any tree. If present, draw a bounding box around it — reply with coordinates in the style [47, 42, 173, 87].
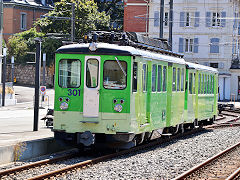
[7, 28, 43, 63]
[35, 0, 110, 40]
[7, 28, 62, 65]
[94, 0, 124, 30]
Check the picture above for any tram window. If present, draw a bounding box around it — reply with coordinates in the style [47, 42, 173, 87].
[143, 64, 148, 92]
[177, 68, 180, 91]
[163, 66, 167, 91]
[204, 74, 207, 94]
[198, 74, 201, 94]
[103, 60, 127, 89]
[157, 65, 162, 92]
[181, 68, 184, 91]
[86, 59, 99, 88]
[210, 75, 212, 94]
[193, 73, 195, 94]
[189, 73, 193, 94]
[152, 64, 157, 92]
[202, 74, 204, 94]
[172, 67, 176, 91]
[212, 76, 215, 94]
[59, 59, 81, 88]
[132, 62, 138, 92]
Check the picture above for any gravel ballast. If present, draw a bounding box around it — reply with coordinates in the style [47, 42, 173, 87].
[1, 127, 240, 179]
[61, 127, 240, 180]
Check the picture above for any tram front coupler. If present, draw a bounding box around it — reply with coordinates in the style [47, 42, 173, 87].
[77, 131, 95, 146]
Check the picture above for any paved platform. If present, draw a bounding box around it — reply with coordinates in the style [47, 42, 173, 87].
[0, 86, 68, 165]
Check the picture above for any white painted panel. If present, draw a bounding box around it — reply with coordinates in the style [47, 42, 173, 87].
[83, 56, 100, 117]
[219, 77, 224, 100]
[225, 77, 231, 100]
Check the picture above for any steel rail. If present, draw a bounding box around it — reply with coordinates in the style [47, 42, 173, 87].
[226, 167, 240, 180]
[28, 128, 203, 180]
[0, 152, 78, 177]
[174, 141, 240, 180]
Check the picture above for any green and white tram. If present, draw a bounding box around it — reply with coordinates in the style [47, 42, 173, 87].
[53, 32, 218, 149]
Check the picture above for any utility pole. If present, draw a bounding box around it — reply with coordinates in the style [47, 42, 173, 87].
[42, 53, 46, 86]
[169, 0, 173, 50]
[159, 0, 164, 38]
[1, 47, 6, 106]
[71, 3, 75, 42]
[33, 37, 42, 131]
[0, 0, 3, 84]
[11, 56, 14, 83]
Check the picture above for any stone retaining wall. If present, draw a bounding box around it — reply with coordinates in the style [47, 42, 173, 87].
[6, 64, 54, 87]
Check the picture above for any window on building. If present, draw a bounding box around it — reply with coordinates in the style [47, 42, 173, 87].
[180, 11, 198, 27]
[210, 38, 220, 53]
[157, 65, 162, 92]
[185, 38, 194, 52]
[154, 11, 159, 27]
[212, 12, 221, 27]
[210, 63, 218, 68]
[152, 64, 157, 92]
[164, 12, 169, 26]
[21, 13, 27, 30]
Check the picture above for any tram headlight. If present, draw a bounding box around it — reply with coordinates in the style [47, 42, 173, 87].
[60, 102, 68, 110]
[114, 104, 122, 112]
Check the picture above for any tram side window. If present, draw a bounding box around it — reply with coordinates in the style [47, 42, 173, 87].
[205, 75, 207, 94]
[192, 73, 195, 94]
[132, 62, 138, 92]
[177, 68, 180, 91]
[163, 66, 167, 91]
[103, 60, 127, 89]
[152, 64, 157, 92]
[172, 67, 176, 91]
[181, 68, 184, 91]
[59, 59, 81, 88]
[143, 64, 148, 92]
[157, 65, 162, 92]
[202, 74, 204, 94]
[210, 75, 212, 94]
[212, 76, 215, 94]
[207, 75, 209, 94]
[189, 73, 193, 94]
[198, 74, 201, 94]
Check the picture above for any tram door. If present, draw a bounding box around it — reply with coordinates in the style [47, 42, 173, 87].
[83, 56, 100, 117]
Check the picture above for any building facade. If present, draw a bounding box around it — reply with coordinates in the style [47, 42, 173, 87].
[3, 0, 53, 42]
[124, 0, 240, 101]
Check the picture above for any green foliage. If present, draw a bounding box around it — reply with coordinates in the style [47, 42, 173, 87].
[7, 28, 62, 65]
[36, 0, 110, 40]
[95, 0, 124, 30]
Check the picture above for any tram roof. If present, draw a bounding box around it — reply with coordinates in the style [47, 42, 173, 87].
[56, 43, 185, 65]
[186, 62, 218, 73]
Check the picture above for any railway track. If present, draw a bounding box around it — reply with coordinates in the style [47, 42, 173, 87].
[174, 141, 240, 180]
[0, 127, 205, 179]
[1, 114, 239, 179]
